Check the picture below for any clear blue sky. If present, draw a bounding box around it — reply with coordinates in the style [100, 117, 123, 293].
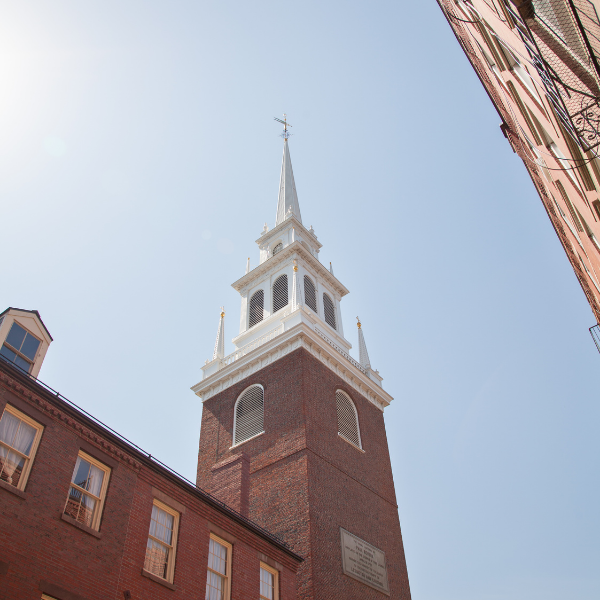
[2, 2, 599, 599]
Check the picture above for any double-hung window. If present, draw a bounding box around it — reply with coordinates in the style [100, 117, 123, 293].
[0, 322, 41, 373]
[64, 452, 110, 530]
[144, 500, 179, 582]
[205, 534, 232, 600]
[260, 563, 279, 600]
[0, 405, 43, 490]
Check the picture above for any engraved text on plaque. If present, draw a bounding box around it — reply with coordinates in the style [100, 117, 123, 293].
[340, 528, 389, 594]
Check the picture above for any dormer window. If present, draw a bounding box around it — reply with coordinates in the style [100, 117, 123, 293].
[272, 243, 283, 256]
[0, 322, 41, 373]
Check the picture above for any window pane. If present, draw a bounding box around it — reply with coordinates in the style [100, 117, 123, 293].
[6, 323, 26, 351]
[260, 567, 274, 600]
[0, 345, 17, 363]
[150, 505, 174, 545]
[145, 538, 169, 579]
[13, 354, 31, 372]
[208, 538, 227, 575]
[12, 420, 36, 455]
[20, 334, 40, 361]
[77, 492, 97, 527]
[86, 463, 105, 497]
[72, 456, 92, 490]
[205, 569, 225, 600]
[64, 486, 83, 520]
[0, 448, 25, 486]
[0, 411, 21, 447]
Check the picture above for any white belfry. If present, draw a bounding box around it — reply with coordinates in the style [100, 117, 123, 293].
[276, 139, 302, 226]
[212, 308, 225, 360]
[194, 130, 390, 411]
[356, 317, 371, 370]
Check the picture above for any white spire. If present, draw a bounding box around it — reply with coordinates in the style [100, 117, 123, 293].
[246, 257, 250, 274]
[276, 139, 302, 226]
[356, 317, 371, 370]
[212, 308, 225, 360]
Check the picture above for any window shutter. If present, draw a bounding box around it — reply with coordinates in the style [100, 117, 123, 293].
[249, 290, 264, 328]
[336, 390, 361, 449]
[234, 386, 264, 445]
[272, 243, 283, 256]
[304, 276, 317, 313]
[323, 293, 337, 330]
[272, 274, 288, 313]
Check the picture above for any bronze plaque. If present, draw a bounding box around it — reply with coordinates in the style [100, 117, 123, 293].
[340, 528, 389, 594]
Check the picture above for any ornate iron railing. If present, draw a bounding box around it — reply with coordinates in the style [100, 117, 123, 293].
[504, 0, 600, 150]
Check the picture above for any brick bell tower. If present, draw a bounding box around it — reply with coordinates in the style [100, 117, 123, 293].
[193, 119, 412, 600]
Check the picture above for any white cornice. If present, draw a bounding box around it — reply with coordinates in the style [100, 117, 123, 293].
[231, 240, 349, 297]
[191, 322, 392, 411]
[256, 216, 323, 250]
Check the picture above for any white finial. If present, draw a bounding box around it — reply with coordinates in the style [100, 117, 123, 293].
[330, 262, 334, 276]
[212, 307, 225, 360]
[262, 223, 269, 236]
[356, 316, 371, 370]
[246, 257, 250, 274]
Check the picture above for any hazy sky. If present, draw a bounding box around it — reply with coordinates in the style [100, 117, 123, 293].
[2, 2, 599, 599]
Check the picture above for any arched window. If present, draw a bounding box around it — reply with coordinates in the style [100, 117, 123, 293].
[272, 243, 283, 256]
[304, 276, 317, 313]
[233, 385, 264, 445]
[249, 290, 264, 328]
[272, 274, 288, 313]
[323, 293, 337, 330]
[336, 390, 361, 449]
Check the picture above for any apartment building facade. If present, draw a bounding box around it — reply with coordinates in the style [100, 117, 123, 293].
[438, 0, 600, 334]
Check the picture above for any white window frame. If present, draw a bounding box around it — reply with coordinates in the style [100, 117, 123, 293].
[260, 561, 280, 600]
[0, 405, 43, 490]
[144, 499, 180, 583]
[232, 384, 265, 448]
[64, 451, 111, 531]
[206, 533, 232, 600]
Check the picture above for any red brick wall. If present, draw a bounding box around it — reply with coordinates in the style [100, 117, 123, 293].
[197, 347, 412, 600]
[0, 366, 300, 600]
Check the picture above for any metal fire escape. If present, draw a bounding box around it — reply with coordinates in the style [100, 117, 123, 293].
[505, 0, 600, 151]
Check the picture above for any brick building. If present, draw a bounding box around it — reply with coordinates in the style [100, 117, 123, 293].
[437, 0, 600, 341]
[0, 308, 301, 600]
[1, 124, 413, 599]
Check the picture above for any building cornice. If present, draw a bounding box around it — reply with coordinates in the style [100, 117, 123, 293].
[232, 240, 349, 297]
[191, 321, 392, 411]
[255, 216, 323, 250]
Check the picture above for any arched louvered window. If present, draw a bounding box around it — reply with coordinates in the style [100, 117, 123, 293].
[304, 276, 317, 313]
[249, 290, 264, 328]
[336, 390, 361, 449]
[323, 293, 337, 330]
[272, 274, 288, 313]
[272, 243, 283, 256]
[234, 385, 264, 445]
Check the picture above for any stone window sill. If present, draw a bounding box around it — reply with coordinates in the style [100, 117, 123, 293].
[60, 513, 103, 539]
[0, 479, 26, 499]
[141, 569, 176, 590]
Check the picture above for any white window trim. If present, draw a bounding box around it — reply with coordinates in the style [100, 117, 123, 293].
[260, 561, 280, 600]
[144, 498, 180, 583]
[207, 533, 232, 600]
[232, 384, 265, 447]
[0, 404, 44, 491]
[65, 450, 111, 531]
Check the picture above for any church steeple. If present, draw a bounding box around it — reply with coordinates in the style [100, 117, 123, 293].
[275, 139, 302, 225]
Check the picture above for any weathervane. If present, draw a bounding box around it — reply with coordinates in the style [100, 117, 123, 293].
[274, 114, 292, 140]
